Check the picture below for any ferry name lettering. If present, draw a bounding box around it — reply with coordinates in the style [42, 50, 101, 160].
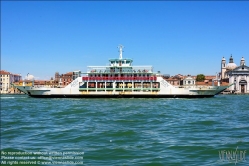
[71, 79, 78, 87]
[218, 147, 246, 164]
[160, 80, 169, 88]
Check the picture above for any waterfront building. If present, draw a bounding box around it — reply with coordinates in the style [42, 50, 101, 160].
[165, 77, 180, 86]
[183, 76, 196, 86]
[0, 70, 22, 94]
[55, 72, 73, 87]
[54, 71, 81, 87]
[220, 56, 249, 93]
[204, 75, 217, 82]
[164, 75, 218, 86]
[163, 74, 180, 86]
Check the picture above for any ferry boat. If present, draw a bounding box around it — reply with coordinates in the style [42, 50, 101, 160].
[14, 45, 230, 98]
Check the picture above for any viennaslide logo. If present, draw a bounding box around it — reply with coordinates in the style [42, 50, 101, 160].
[218, 146, 246, 165]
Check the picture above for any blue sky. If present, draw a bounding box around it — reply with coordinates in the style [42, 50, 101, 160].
[1, 1, 249, 80]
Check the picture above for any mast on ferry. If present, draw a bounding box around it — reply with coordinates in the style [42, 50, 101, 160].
[118, 45, 124, 59]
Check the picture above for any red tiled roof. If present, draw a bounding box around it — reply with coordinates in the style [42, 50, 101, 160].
[64, 72, 73, 75]
[165, 78, 180, 81]
[0, 70, 21, 76]
[0, 70, 11, 75]
[204, 76, 216, 79]
[196, 81, 229, 86]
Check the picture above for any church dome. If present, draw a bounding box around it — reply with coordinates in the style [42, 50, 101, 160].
[226, 55, 237, 70]
[226, 63, 237, 70]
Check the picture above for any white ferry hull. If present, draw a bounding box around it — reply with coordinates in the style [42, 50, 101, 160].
[15, 77, 229, 98]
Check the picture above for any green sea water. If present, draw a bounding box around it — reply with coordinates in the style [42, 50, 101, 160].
[1, 94, 249, 166]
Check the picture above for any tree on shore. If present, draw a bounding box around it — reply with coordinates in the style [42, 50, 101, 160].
[196, 74, 205, 82]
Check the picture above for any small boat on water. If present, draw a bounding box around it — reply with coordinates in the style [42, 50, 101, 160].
[14, 45, 231, 98]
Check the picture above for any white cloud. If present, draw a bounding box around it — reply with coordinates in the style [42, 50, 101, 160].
[25, 74, 35, 80]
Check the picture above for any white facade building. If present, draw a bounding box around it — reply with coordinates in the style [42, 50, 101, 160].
[183, 76, 196, 86]
[221, 56, 249, 93]
[0, 70, 22, 94]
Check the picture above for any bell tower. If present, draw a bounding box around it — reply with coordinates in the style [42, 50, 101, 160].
[229, 55, 234, 63]
[221, 57, 226, 79]
[240, 57, 245, 66]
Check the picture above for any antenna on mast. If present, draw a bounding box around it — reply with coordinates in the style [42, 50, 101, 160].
[118, 45, 124, 59]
